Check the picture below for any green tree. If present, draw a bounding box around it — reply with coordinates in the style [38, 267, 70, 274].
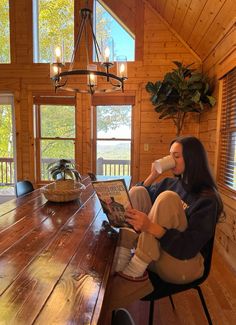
[0, 0, 10, 63]
[97, 105, 131, 132]
[38, 0, 112, 63]
[40, 105, 75, 158]
[95, 0, 112, 54]
[38, 0, 74, 62]
[0, 105, 13, 157]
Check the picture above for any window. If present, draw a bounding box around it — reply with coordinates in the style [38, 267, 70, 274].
[95, 105, 132, 176]
[0, 94, 15, 188]
[34, 97, 77, 181]
[94, 0, 135, 61]
[0, 0, 10, 63]
[33, 0, 74, 63]
[218, 67, 236, 193]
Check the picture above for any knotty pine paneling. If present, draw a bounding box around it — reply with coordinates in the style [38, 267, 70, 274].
[179, 0, 208, 41]
[201, 18, 236, 272]
[187, 0, 225, 52]
[147, 0, 236, 62]
[10, 0, 33, 63]
[196, 0, 236, 60]
[170, 0, 192, 33]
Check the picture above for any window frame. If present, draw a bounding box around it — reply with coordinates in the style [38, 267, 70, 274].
[34, 96, 78, 183]
[92, 95, 135, 177]
[0, 94, 16, 185]
[217, 67, 236, 196]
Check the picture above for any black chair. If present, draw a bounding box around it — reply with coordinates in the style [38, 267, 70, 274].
[142, 234, 215, 325]
[15, 180, 34, 197]
[112, 308, 135, 325]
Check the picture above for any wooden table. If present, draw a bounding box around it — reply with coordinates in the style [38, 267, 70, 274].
[0, 176, 118, 324]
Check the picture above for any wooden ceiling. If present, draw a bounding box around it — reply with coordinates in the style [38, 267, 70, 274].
[102, 0, 236, 62]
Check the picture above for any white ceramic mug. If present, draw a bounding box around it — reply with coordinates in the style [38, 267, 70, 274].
[154, 155, 175, 174]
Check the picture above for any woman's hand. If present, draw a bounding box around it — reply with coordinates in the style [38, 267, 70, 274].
[143, 162, 159, 186]
[125, 208, 151, 232]
[125, 207, 167, 238]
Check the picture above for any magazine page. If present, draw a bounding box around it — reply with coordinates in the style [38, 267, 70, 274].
[92, 178, 132, 228]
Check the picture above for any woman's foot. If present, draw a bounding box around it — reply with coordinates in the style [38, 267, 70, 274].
[113, 228, 138, 272]
[121, 254, 148, 278]
[113, 246, 132, 272]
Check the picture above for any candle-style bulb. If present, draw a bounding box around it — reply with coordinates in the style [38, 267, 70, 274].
[55, 47, 62, 62]
[89, 73, 95, 84]
[87, 64, 97, 87]
[120, 64, 125, 77]
[104, 47, 110, 62]
[55, 47, 61, 57]
[54, 65, 59, 74]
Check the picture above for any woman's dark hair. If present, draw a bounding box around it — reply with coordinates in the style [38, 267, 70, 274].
[171, 136, 224, 217]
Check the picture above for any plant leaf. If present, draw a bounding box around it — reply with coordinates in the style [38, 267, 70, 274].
[206, 96, 216, 106]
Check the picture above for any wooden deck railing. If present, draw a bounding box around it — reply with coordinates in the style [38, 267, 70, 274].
[0, 157, 131, 185]
[0, 158, 14, 185]
[97, 157, 130, 176]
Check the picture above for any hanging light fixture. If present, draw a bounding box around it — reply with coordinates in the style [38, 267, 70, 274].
[50, 7, 128, 95]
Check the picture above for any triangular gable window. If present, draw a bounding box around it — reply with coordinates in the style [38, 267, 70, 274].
[94, 0, 135, 61]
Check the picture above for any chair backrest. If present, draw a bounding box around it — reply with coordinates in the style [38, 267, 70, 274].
[199, 231, 215, 281]
[112, 308, 135, 325]
[143, 229, 216, 301]
[15, 181, 34, 197]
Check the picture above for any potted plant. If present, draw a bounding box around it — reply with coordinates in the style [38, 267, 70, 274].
[145, 61, 216, 136]
[47, 159, 82, 181]
[42, 159, 85, 202]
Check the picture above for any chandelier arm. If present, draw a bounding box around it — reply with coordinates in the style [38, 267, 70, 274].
[88, 15, 102, 62]
[69, 16, 87, 70]
[84, 22, 90, 65]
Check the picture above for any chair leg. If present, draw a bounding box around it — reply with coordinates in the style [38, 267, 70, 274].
[149, 300, 154, 325]
[195, 286, 213, 325]
[169, 295, 175, 310]
[111, 310, 116, 324]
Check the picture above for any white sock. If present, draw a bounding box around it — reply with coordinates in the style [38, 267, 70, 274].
[122, 254, 148, 278]
[114, 246, 132, 272]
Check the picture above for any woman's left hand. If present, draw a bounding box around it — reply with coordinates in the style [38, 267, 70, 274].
[125, 208, 151, 232]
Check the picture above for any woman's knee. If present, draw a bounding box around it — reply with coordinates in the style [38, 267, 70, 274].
[129, 186, 152, 213]
[129, 186, 148, 196]
[151, 190, 187, 230]
[156, 190, 181, 204]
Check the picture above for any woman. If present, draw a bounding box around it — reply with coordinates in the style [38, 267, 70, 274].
[107, 136, 223, 310]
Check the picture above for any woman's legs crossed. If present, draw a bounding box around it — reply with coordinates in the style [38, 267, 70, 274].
[134, 190, 203, 284]
[106, 189, 188, 311]
[123, 190, 187, 276]
[113, 186, 152, 272]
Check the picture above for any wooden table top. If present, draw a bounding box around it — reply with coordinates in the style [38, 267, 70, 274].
[0, 176, 118, 324]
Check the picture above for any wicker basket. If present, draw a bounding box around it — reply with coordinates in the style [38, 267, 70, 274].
[41, 179, 86, 202]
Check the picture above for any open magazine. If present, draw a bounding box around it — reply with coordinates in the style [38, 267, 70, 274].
[92, 178, 132, 228]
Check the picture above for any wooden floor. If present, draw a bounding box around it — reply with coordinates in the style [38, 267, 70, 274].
[123, 247, 236, 325]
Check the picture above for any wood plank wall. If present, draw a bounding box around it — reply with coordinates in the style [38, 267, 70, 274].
[201, 23, 236, 271]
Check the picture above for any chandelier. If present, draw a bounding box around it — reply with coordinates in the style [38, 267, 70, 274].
[50, 7, 128, 94]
